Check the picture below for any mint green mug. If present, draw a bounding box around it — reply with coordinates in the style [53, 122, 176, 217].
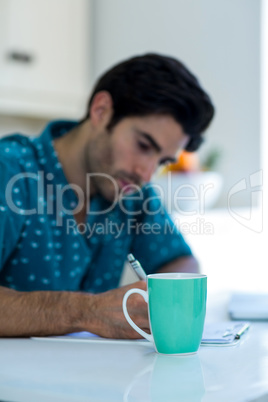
[122, 273, 207, 355]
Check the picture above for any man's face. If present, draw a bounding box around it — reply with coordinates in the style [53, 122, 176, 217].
[85, 114, 189, 202]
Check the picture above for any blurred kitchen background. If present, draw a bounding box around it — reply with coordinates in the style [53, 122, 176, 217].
[0, 0, 267, 294]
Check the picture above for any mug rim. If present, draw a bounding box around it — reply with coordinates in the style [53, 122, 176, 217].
[147, 273, 207, 280]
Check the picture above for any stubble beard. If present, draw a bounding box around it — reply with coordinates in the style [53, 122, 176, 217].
[83, 135, 119, 203]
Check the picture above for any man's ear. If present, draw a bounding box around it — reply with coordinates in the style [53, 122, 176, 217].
[89, 91, 113, 128]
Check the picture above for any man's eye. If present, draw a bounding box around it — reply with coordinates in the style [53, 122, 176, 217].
[159, 160, 170, 166]
[159, 158, 177, 166]
[138, 142, 151, 151]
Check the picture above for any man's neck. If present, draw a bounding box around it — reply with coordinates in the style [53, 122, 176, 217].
[53, 120, 95, 195]
[53, 120, 98, 225]
[54, 122, 86, 191]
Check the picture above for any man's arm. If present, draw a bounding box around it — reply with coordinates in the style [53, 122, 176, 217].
[0, 282, 148, 338]
[156, 255, 199, 274]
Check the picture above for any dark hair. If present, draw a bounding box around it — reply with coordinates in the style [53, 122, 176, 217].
[84, 53, 215, 151]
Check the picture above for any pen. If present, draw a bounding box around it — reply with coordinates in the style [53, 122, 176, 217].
[127, 254, 147, 280]
[234, 323, 250, 339]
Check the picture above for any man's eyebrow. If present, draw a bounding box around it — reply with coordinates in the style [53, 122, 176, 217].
[136, 130, 162, 153]
[136, 129, 178, 165]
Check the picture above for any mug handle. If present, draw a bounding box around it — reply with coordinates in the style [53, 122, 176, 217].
[122, 288, 153, 343]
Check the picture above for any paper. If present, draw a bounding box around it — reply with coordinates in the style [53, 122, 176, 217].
[32, 331, 149, 345]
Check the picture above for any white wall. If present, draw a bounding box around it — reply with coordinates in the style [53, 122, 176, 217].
[0, 115, 48, 138]
[91, 0, 261, 208]
[261, 0, 268, 228]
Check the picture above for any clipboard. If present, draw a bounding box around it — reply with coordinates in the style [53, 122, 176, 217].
[201, 321, 250, 346]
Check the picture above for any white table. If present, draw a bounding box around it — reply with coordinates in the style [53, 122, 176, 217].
[1, 292, 268, 402]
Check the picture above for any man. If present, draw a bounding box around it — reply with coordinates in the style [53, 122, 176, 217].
[0, 54, 214, 338]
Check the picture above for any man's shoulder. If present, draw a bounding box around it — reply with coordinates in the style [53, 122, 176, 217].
[0, 134, 37, 171]
[0, 133, 35, 153]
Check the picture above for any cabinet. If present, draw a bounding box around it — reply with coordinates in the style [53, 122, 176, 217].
[0, 0, 91, 119]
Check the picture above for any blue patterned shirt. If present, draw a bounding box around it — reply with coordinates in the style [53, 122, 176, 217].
[0, 120, 192, 292]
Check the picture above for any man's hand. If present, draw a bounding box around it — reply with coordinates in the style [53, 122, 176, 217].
[0, 282, 149, 339]
[83, 281, 149, 339]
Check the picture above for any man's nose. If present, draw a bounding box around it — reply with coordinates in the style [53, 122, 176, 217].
[135, 158, 158, 184]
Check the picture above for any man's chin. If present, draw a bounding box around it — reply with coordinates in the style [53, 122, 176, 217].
[100, 187, 140, 203]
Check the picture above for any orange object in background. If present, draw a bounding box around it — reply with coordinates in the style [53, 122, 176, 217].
[164, 151, 200, 172]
